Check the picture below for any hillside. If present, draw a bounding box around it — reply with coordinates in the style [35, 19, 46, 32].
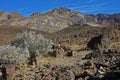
[50, 24, 120, 43]
[0, 25, 49, 46]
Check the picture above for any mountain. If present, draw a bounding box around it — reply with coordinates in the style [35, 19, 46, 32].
[85, 13, 120, 25]
[0, 8, 120, 33]
[0, 11, 24, 25]
[13, 8, 86, 32]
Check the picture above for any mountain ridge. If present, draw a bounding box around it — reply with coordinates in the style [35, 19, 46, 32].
[0, 8, 120, 32]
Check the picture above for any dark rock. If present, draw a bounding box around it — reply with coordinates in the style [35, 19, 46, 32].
[85, 50, 101, 59]
[87, 34, 103, 50]
[87, 34, 111, 50]
[66, 50, 73, 57]
[101, 72, 120, 80]
[66, 50, 77, 57]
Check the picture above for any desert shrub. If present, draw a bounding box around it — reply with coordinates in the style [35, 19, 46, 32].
[11, 31, 53, 65]
[12, 31, 53, 55]
[0, 45, 29, 64]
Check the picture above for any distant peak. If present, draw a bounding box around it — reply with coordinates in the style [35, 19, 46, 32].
[0, 11, 8, 13]
[0, 11, 9, 15]
[51, 8, 71, 14]
[52, 8, 71, 11]
[30, 12, 42, 17]
[11, 11, 20, 15]
[10, 11, 24, 19]
[97, 13, 110, 17]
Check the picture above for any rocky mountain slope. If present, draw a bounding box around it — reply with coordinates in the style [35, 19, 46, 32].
[0, 8, 120, 32]
[50, 24, 120, 44]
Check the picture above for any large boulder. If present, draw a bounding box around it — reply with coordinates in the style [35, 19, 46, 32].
[87, 34, 112, 50]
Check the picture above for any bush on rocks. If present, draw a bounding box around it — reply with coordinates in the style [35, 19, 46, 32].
[11, 31, 53, 65]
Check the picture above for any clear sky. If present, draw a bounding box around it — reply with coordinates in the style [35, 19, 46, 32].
[0, 0, 120, 16]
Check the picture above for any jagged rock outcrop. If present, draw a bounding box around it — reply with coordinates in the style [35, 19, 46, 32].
[30, 12, 42, 17]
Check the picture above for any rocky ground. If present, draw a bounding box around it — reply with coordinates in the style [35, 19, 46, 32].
[12, 49, 120, 80]
[0, 24, 119, 80]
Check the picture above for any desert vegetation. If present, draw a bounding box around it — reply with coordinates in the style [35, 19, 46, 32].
[11, 31, 53, 65]
[0, 31, 53, 80]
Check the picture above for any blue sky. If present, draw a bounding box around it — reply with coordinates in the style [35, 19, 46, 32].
[0, 0, 120, 16]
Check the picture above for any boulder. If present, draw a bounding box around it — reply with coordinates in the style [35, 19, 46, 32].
[87, 34, 112, 50]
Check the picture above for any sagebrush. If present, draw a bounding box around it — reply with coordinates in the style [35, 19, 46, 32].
[12, 31, 53, 55]
[0, 45, 29, 64]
